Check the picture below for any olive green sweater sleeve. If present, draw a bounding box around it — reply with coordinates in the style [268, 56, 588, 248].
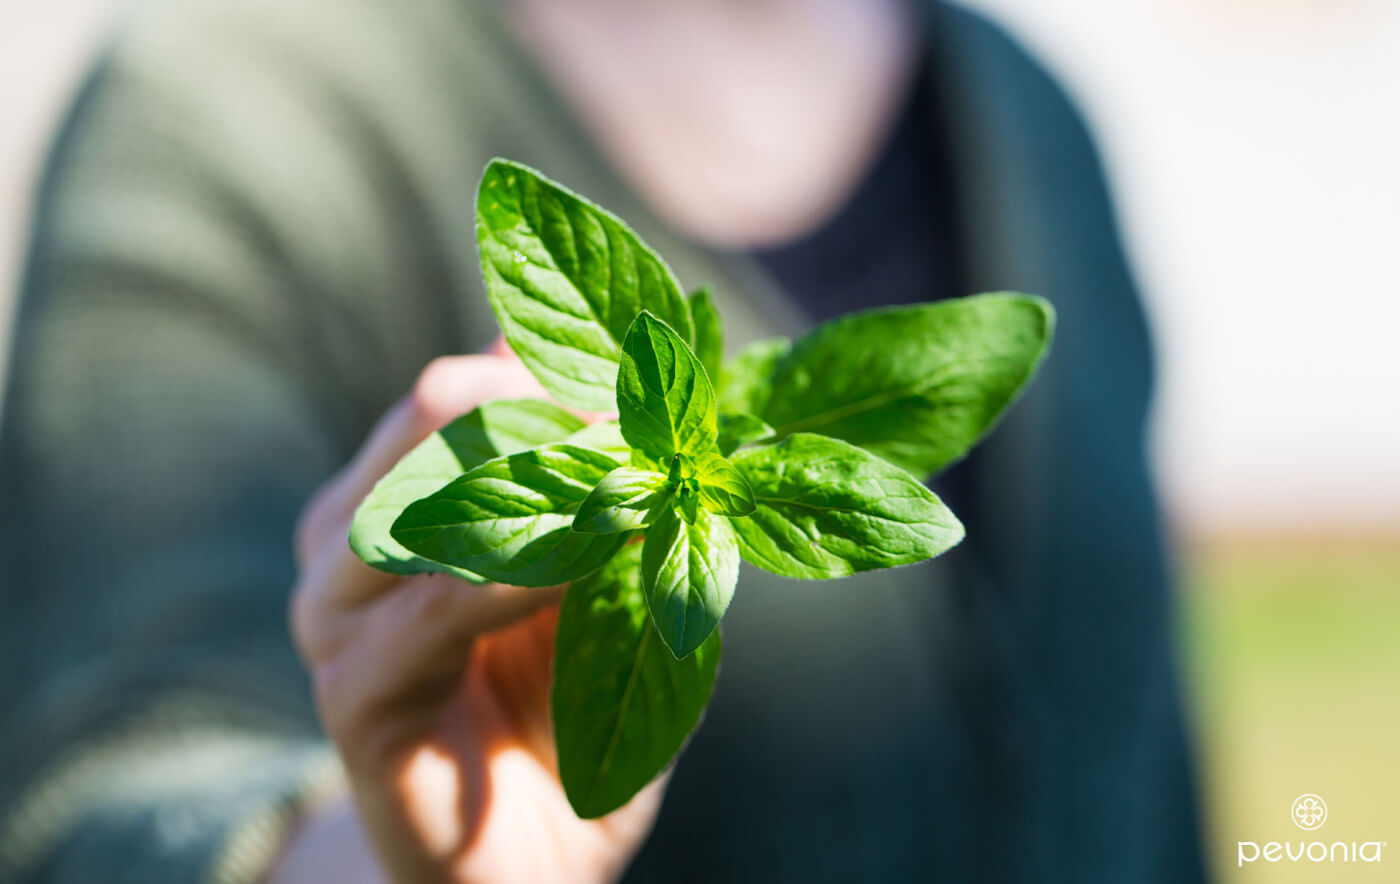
[0, 1, 515, 879]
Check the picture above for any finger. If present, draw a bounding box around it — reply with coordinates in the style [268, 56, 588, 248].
[486, 335, 515, 358]
[329, 354, 544, 529]
[296, 354, 544, 566]
[291, 538, 398, 662]
[597, 773, 670, 844]
[471, 604, 560, 764]
[352, 577, 563, 717]
[313, 574, 563, 768]
[292, 354, 549, 646]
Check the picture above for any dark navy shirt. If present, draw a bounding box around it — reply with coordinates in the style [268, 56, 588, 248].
[750, 55, 959, 323]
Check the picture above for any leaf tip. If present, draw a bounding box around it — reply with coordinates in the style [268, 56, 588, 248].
[1021, 292, 1056, 337]
[562, 788, 616, 820]
[658, 626, 707, 661]
[996, 291, 1057, 347]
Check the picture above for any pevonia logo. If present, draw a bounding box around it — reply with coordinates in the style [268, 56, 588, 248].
[1238, 794, 1387, 868]
[1291, 794, 1327, 831]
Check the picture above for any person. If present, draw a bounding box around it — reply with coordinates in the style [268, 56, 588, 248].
[0, 0, 1209, 880]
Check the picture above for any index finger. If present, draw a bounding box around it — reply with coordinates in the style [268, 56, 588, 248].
[295, 353, 544, 569]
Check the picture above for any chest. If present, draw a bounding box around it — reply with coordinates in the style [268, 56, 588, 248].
[506, 0, 921, 247]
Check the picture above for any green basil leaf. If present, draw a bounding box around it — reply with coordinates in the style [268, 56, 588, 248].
[762, 294, 1054, 478]
[617, 311, 718, 460]
[629, 448, 666, 473]
[687, 287, 724, 382]
[716, 336, 790, 416]
[476, 159, 694, 410]
[391, 443, 625, 586]
[573, 467, 672, 534]
[678, 487, 701, 524]
[641, 505, 738, 658]
[350, 400, 585, 580]
[716, 412, 775, 456]
[564, 421, 630, 464]
[694, 452, 756, 517]
[553, 543, 721, 819]
[730, 433, 964, 579]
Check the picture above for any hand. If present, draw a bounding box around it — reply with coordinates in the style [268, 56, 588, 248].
[279, 352, 664, 883]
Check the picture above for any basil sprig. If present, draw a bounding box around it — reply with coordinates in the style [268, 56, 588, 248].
[349, 159, 1054, 818]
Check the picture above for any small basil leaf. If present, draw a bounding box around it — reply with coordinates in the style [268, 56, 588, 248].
[553, 543, 721, 819]
[350, 399, 585, 580]
[641, 506, 738, 658]
[688, 287, 724, 382]
[476, 159, 694, 411]
[617, 312, 718, 460]
[730, 433, 965, 579]
[564, 421, 630, 464]
[391, 443, 625, 586]
[694, 452, 756, 517]
[716, 412, 776, 456]
[573, 467, 672, 534]
[678, 488, 701, 524]
[717, 336, 790, 416]
[762, 294, 1054, 478]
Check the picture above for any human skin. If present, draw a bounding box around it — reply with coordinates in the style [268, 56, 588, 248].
[507, 0, 916, 247]
[274, 351, 663, 883]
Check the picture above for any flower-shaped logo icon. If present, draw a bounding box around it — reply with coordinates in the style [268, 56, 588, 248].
[1291, 794, 1328, 831]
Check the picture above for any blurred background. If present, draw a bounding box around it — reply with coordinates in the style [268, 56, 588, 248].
[2, 0, 1397, 880]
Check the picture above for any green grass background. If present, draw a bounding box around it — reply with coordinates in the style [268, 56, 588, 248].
[1182, 537, 1400, 882]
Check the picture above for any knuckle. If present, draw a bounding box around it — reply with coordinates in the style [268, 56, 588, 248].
[410, 355, 493, 427]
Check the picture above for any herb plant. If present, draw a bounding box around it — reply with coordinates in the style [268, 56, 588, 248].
[350, 159, 1055, 818]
